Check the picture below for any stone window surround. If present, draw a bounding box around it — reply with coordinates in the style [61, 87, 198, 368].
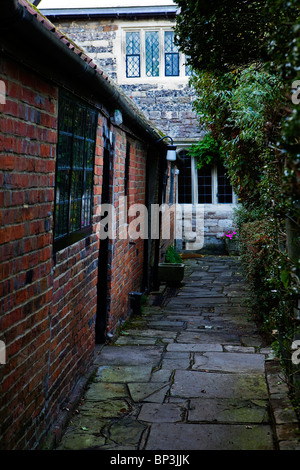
[176, 151, 239, 207]
[117, 21, 191, 84]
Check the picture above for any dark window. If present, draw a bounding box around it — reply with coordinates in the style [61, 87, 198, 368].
[178, 151, 192, 203]
[217, 164, 233, 203]
[54, 91, 97, 251]
[126, 31, 140, 78]
[198, 165, 212, 203]
[165, 31, 179, 76]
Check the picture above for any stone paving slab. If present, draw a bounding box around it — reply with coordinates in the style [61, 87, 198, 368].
[146, 423, 274, 450]
[192, 351, 265, 373]
[166, 342, 223, 352]
[171, 370, 269, 399]
[54, 256, 300, 451]
[188, 398, 270, 423]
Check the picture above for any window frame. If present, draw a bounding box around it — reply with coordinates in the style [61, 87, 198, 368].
[177, 151, 235, 205]
[122, 26, 190, 81]
[53, 90, 98, 253]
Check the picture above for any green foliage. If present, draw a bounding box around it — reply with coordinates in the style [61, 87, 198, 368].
[190, 64, 284, 210]
[187, 133, 224, 169]
[165, 245, 182, 264]
[174, 0, 300, 394]
[174, 0, 271, 73]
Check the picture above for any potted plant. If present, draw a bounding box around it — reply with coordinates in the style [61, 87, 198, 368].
[221, 230, 240, 255]
[158, 245, 185, 285]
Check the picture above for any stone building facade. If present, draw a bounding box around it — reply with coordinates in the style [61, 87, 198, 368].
[39, 0, 239, 252]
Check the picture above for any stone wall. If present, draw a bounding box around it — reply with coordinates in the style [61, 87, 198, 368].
[50, 18, 203, 143]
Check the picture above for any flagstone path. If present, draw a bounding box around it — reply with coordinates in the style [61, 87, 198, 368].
[55, 255, 299, 451]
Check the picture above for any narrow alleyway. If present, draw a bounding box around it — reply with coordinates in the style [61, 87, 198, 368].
[55, 255, 298, 451]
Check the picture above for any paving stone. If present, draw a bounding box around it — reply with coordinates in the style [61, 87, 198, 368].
[192, 352, 265, 373]
[103, 417, 147, 449]
[188, 398, 270, 423]
[80, 399, 132, 419]
[161, 355, 191, 370]
[114, 336, 158, 345]
[95, 345, 163, 366]
[171, 370, 269, 399]
[119, 329, 177, 339]
[96, 365, 153, 383]
[167, 342, 223, 352]
[57, 431, 106, 450]
[176, 331, 241, 344]
[128, 383, 170, 402]
[146, 423, 274, 450]
[138, 403, 184, 423]
[223, 345, 256, 353]
[147, 320, 185, 329]
[84, 382, 128, 401]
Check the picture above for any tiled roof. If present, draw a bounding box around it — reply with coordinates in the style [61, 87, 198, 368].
[3, 0, 166, 142]
[19, 0, 105, 77]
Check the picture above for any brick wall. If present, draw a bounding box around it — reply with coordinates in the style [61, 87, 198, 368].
[0, 57, 101, 449]
[105, 135, 147, 334]
[0, 54, 163, 448]
[0, 57, 58, 449]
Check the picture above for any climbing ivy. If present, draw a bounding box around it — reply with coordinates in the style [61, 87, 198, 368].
[187, 133, 224, 169]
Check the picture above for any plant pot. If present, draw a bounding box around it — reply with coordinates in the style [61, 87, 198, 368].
[224, 238, 240, 255]
[158, 263, 185, 285]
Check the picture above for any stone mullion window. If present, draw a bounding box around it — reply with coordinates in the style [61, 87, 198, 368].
[123, 28, 189, 79]
[164, 31, 179, 77]
[126, 31, 141, 78]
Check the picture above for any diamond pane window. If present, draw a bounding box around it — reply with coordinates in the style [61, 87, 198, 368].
[145, 31, 159, 77]
[126, 31, 140, 77]
[54, 92, 97, 250]
[165, 31, 179, 76]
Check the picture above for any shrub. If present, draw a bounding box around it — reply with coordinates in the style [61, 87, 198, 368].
[165, 245, 182, 264]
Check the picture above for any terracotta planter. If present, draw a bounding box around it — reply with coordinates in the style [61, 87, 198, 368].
[158, 263, 185, 285]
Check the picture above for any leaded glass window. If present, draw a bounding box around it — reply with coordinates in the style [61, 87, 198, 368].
[54, 92, 97, 250]
[126, 31, 140, 78]
[145, 31, 159, 77]
[164, 31, 179, 76]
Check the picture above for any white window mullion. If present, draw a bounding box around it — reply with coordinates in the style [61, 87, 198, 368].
[191, 157, 197, 205]
[212, 166, 218, 204]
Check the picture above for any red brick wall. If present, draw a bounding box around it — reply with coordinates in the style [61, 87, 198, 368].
[0, 55, 159, 449]
[0, 57, 57, 449]
[0, 57, 100, 449]
[104, 134, 148, 334]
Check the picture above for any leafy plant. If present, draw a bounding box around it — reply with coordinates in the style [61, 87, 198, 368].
[187, 133, 224, 169]
[174, 0, 300, 397]
[221, 230, 238, 241]
[165, 245, 182, 264]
